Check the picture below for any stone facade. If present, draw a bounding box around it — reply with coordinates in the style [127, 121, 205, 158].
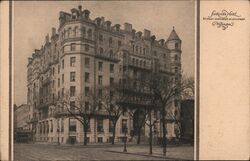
[27, 6, 182, 144]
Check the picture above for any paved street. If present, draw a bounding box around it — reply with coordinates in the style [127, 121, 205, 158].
[14, 143, 194, 160]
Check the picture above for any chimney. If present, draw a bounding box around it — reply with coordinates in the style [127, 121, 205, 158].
[132, 29, 136, 38]
[45, 34, 49, 43]
[52, 27, 56, 36]
[124, 23, 132, 33]
[136, 31, 142, 38]
[34, 49, 40, 55]
[144, 29, 151, 39]
[78, 5, 82, 12]
[28, 57, 33, 63]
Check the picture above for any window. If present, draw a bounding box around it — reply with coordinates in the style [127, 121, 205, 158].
[70, 57, 76, 67]
[144, 61, 146, 67]
[136, 46, 138, 53]
[175, 43, 179, 49]
[175, 67, 178, 73]
[143, 48, 146, 55]
[69, 119, 76, 132]
[98, 137, 103, 143]
[62, 59, 64, 69]
[58, 65, 60, 74]
[110, 77, 114, 85]
[121, 119, 127, 133]
[52, 67, 55, 76]
[97, 119, 104, 132]
[81, 27, 86, 37]
[58, 78, 60, 87]
[62, 74, 64, 84]
[85, 72, 89, 83]
[70, 72, 76, 82]
[98, 101, 102, 110]
[99, 34, 103, 42]
[85, 44, 89, 51]
[109, 119, 114, 132]
[98, 62, 103, 71]
[174, 55, 178, 61]
[87, 29, 92, 39]
[98, 89, 102, 98]
[85, 57, 90, 68]
[50, 120, 53, 133]
[85, 87, 89, 97]
[98, 75, 103, 85]
[85, 102, 89, 110]
[70, 101, 75, 112]
[109, 37, 112, 45]
[99, 48, 103, 54]
[110, 64, 114, 73]
[118, 40, 121, 47]
[109, 50, 113, 58]
[57, 91, 60, 99]
[62, 88, 64, 97]
[154, 51, 157, 56]
[70, 43, 76, 51]
[163, 53, 166, 58]
[70, 86, 76, 96]
[140, 60, 142, 66]
[52, 80, 55, 88]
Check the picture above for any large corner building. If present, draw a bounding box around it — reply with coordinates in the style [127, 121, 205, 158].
[27, 6, 182, 144]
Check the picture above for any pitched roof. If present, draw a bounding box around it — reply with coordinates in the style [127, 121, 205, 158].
[167, 27, 181, 42]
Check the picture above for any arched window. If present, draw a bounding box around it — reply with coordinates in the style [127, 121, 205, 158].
[87, 29, 92, 39]
[136, 46, 138, 53]
[100, 47, 103, 54]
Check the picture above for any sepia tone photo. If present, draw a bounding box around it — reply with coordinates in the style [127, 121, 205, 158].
[13, 1, 195, 160]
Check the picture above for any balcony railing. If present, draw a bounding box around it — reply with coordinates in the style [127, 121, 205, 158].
[95, 53, 120, 62]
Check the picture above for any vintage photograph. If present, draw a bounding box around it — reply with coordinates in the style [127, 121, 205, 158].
[13, 1, 195, 160]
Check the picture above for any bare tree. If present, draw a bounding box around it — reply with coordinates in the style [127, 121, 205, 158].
[57, 89, 98, 146]
[143, 72, 190, 156]
[100, 84, 129, 144]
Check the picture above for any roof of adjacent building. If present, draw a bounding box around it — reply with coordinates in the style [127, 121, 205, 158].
[167, 27, 181, 42]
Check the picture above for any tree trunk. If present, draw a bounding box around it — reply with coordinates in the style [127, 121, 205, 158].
[149, 111, 153, 154]
[162, 108, 167, 156]
[111, 121, 117, 145]
[137, 129, 141, 144]
[83, 125, 88, 146]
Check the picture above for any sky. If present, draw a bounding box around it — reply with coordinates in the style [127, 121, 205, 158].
[14, 0, 195, 106]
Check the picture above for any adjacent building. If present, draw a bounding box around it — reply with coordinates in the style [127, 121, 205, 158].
[27, 6, 182, 144]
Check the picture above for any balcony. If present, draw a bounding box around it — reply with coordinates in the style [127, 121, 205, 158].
[27, 117, 38, 123]
[95, 53, 120, 62]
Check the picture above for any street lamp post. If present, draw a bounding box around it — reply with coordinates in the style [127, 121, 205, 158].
[123, 126, 128, 152]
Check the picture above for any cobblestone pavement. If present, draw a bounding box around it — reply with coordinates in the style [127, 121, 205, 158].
[14, 143, 194, 160]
